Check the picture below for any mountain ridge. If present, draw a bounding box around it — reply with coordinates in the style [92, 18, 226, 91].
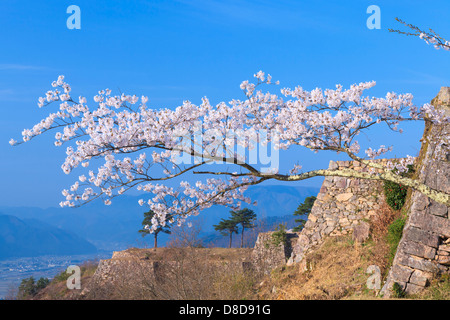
[0, 214, 97, 260]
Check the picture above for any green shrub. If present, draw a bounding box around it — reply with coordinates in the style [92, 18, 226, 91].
[268, 224, 287, 247]
[383, 181, 408, 210]
[53, 269, 72, 282]
[383, 165, 414, 211]
[392, 282, 406, 298]
[386, 216, 407, 264]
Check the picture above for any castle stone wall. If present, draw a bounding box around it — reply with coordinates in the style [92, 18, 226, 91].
[381, 87, 450, 296]
[289, 159, 388, 265]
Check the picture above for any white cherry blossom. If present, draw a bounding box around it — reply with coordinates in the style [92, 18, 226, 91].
[11, 72, 450, 230]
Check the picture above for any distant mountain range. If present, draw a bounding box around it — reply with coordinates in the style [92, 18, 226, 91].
[0, 184, 320, 256]
[0, 214, 97, 260]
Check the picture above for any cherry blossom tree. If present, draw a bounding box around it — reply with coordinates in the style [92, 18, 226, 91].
[389, 17, 450, 51]
[10, 70, 450, 233]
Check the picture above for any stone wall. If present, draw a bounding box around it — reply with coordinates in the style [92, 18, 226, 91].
[87, 235, 296, 296]
[82, 247, 254, 298]
[289, 159, 388, 265]
[381, 87, 450, 296]
[252, 232, 298, 274]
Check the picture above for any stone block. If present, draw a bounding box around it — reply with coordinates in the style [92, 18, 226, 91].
[438, 244, 450, 252]
[405, 282, 425, 295]
[403, 241, 436, 260]
[436, 255, 450, 266]
[311, 232, 321, 243]
[437, 250, 450, 256]
[322, 226, 334, 235]
[409, 270, 432, 287]
[335, 178, 347, 189]
[329, 160, 338, 170]
[427, 200, 448, 217]
[410, 212, 450, 238]
[368, 210, 377, 217]
[352, 221, 370, 243]
[336, 192, 353, 202]
[397, 252, 443, 273]
[326, 219, 336, 227]
[403, 227, 440, 249]
[391, 264, 413, 283]
[349, 179, 360, 187]
[322, 177, 333, 187]
[413, 193, 430, 211]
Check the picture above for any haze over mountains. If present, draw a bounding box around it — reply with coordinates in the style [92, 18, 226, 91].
[0, 214, 97, 260]
[0, 185, 319, 259]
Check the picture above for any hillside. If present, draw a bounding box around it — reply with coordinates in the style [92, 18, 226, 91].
[0, 214, 97, 260]
[25, 233, 450, 301]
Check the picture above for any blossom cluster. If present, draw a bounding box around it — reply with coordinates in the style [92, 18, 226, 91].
[419, 33, 450, 51]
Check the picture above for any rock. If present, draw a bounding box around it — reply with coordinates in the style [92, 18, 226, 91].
[329, 160, 338, 170]
[335, 178, 347, 189]
[352, 221, 370, 243]
[429, 200, 448, 217]
[298, 259, 308, 274]
[391, 264, 414, 283]
[336, 193, 353, 202]
[437, 250, 450, 256]
[323, 226, 335, 235]
[286, 256, 294, 266]
[413, 193, 430, 211]
[409, 270, 432, 287]
[439, 244, 450, 252]
[436, 255, 450, 266]
[403, 227, 440, 249]
[405, 282, 425, 295]
[397, 252, 445, 274]
[410, 212, 450, 238]
[403, 241, 437, 260]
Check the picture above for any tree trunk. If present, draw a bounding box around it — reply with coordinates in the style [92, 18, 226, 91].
[154, 233, 158, 248]
[229, 232, 232, 248]
[241, 227, 244, 248]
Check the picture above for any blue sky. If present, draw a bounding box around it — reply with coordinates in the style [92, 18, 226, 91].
[1, 0, 449, 208]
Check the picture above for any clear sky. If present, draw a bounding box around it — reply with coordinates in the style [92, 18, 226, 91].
[1, 0, 449, 208]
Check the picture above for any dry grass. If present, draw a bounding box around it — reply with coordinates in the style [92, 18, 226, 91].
[370, 202, 400, 243]
[255, 202, 401, 300]
[367, 202, 401, 275]
[412, 274, 450, 300]
[74, 247, 258, 300]
[256, 235, 391, 300]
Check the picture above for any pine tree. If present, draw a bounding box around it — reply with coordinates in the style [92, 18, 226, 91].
[213, 218, 239, 248]
[139, 209, 172, 248]
[293, 196, 316, 232]
[231, 208, 257, 248]
[18, 276, 36, 299]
